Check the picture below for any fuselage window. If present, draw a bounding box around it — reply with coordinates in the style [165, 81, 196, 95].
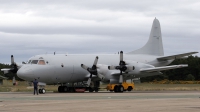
[38, 60, 45, 65]
[31, 60, 38, 64]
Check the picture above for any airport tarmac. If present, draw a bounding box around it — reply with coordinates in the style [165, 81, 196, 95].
[0, 91, 200, 112]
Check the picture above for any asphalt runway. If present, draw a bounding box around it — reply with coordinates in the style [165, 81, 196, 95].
[0, 91, 200, 112]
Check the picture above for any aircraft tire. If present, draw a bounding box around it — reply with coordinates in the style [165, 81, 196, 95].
[41, 88, 46, 94]
[118, 85, 124, 92]
[39, 89, 42, 94]
[114, 85, 119, 92]
[94, 87, 99, 92]
[89, 87, 94, 92]
[63, 86, 68, 92]
[58, 86, 63, 93]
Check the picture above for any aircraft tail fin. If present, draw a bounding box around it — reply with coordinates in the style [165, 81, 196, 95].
[127, 18, 164, 56]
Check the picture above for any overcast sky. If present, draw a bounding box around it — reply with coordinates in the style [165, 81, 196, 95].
[0, 0, 199, 64]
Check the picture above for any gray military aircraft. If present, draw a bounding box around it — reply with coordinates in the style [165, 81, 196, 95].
[1, 18, 198, 93]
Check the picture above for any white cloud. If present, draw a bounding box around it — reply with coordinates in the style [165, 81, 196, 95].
[0, 0, 199, 63]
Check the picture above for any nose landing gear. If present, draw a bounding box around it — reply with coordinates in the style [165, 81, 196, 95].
[39, 88, 46, 94]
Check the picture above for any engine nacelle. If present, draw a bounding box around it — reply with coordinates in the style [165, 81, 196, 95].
[97, 64, 112, 82]
[124, 60, 155, 74]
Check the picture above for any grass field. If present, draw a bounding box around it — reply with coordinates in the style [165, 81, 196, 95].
[0, 80, 200, 92]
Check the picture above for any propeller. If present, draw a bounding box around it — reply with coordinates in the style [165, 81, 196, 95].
[10, 55, 18, 73]
[1, 55, 18, 73]
[81, 56, 98, 86]
[108, 51, 127, 84]
[1, 55, 19, 76]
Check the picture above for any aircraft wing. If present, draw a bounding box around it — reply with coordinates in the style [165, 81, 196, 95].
[157, 52, 198, 61]
[140, 64, 188, 73]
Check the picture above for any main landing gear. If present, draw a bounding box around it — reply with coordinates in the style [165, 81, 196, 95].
[58, 81, 100, 93]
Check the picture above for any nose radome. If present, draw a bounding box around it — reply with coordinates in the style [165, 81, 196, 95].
[17, 67, 34, 80]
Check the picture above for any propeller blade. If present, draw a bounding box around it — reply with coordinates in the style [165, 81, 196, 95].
[93, 56, 98, 66]
[97, 73, 105, 80]
[1, 69, 10, 74]
[87, 78, 92, 86]
[120, 51, 123, 62]
[13, 76, 16, 85]
[81, 64, 89, 70]
[1, 68, 12, 71]
[81, 56, 99, 87]
[119, 74, 123, 84]
[11, 55, 14, 65]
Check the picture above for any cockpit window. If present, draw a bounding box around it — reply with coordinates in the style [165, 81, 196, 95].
[38, 60, 45, 65]
[31, 60, 38, 64]
[28, 60, 32, 64]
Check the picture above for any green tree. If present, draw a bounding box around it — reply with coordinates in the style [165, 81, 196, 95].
[0, 63, 23, 80]
[141, 55, 200, 82]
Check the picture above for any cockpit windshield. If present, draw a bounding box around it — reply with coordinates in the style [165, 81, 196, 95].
[38, 60, 45, 65]
[27, 58, 46, 65]
[31, 60, 38, 64]
[28, 60, 32, 64]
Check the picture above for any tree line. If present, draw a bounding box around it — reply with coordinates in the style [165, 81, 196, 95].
[141, 56, 200, 82]
[1, 55, 200, 82]
[0, 63, 22, 80]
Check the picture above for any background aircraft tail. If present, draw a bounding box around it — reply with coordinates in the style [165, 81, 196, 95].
[127, 18, 164, 56]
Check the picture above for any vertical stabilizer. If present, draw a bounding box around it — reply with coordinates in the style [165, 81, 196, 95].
[128, 18, 164, 56]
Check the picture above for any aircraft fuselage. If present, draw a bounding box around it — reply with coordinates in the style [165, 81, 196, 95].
[17, 54, 172, 84]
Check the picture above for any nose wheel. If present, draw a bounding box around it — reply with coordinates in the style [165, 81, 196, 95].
[39, 88, 46, 94]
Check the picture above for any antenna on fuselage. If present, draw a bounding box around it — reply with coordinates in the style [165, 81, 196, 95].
[54, 52, 55, 55]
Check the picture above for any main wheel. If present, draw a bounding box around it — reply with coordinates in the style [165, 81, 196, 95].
[89, 87, 94, 92]
[94, 87, 99, 92]
[63, 86, 68, 92]
[58, 86, 63, 93]
[118, 85, 124, 92]
[114, 85, 119, 92]
[69, 87, 75, 92]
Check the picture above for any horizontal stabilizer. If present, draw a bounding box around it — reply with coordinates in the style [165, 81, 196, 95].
[140, 64, 188, 73]
[157, 52, 198, 61]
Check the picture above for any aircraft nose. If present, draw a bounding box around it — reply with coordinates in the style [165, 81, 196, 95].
[17, 67, 34, 80]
